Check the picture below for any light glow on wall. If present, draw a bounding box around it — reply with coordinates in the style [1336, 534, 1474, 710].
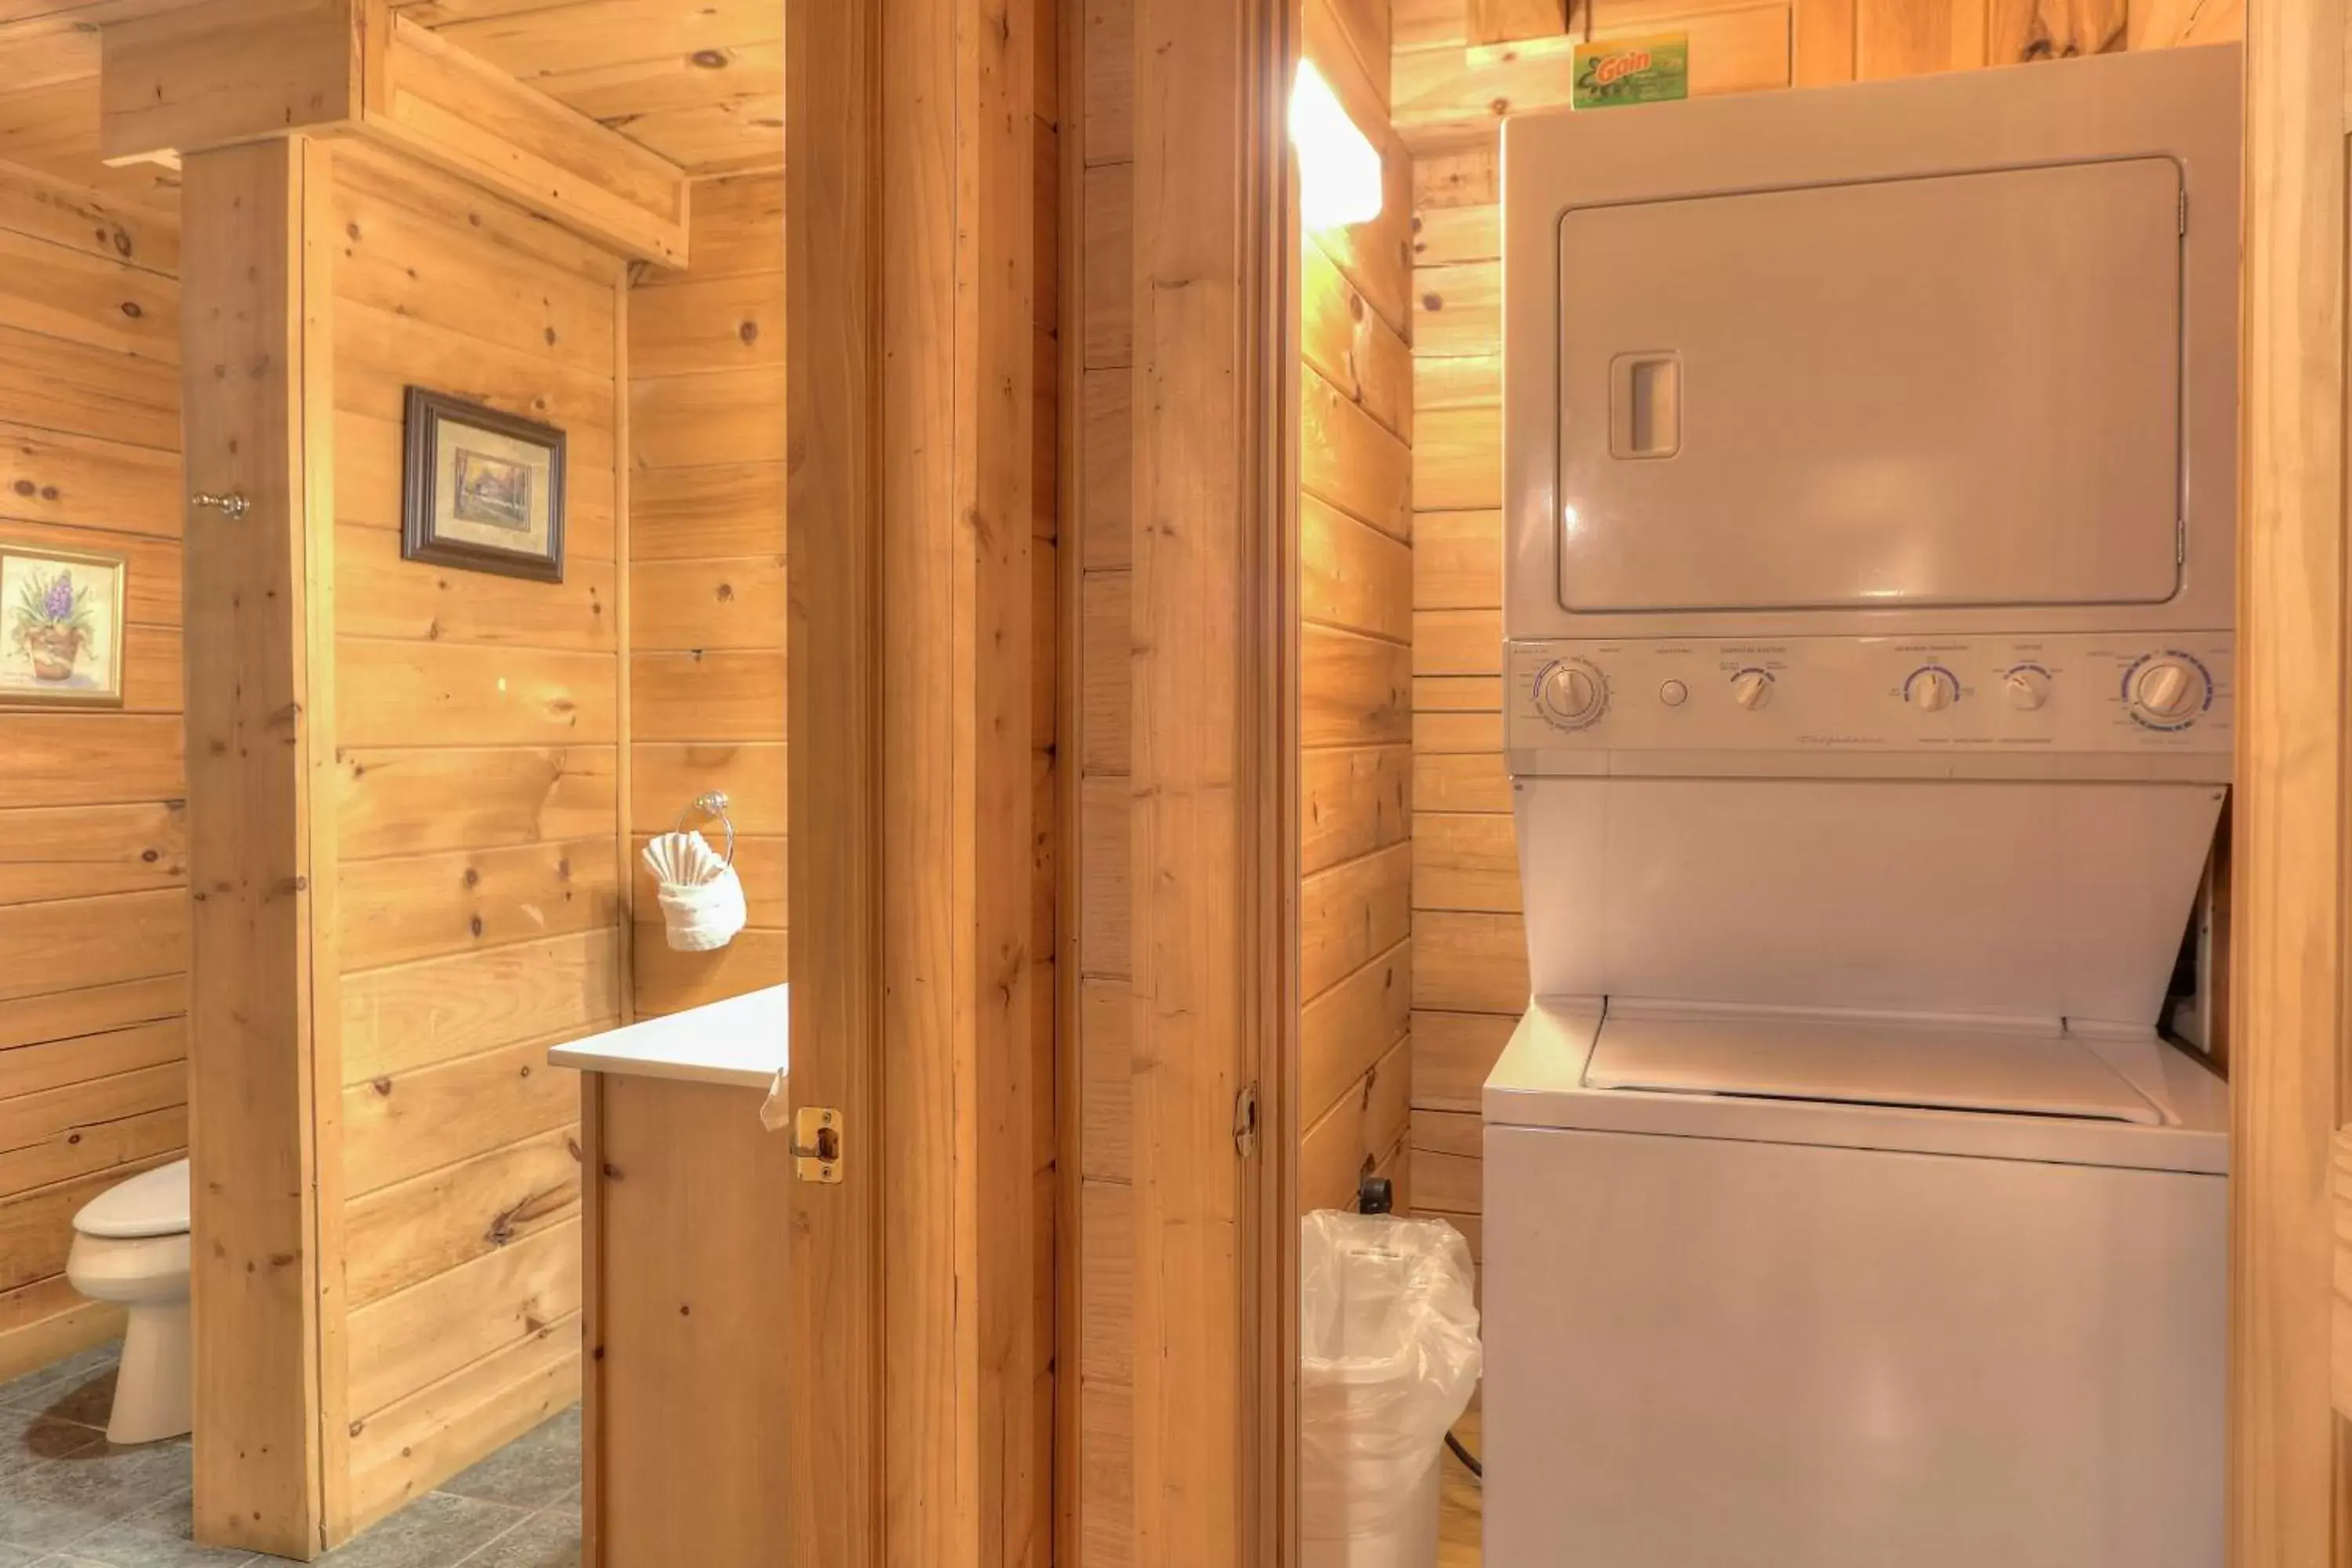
[1290, 60, 1384, 231]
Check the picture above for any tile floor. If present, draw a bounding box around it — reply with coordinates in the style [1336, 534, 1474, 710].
[0, 1344, 580, 1566]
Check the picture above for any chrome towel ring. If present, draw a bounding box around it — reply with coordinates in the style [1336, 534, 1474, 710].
[675, 790, 738, 868]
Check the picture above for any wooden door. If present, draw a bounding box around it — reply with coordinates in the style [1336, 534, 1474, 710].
[2235, 5, 2352, 1565]
[786, 1, 1055, 1564]
[785, 1, 883, 1555]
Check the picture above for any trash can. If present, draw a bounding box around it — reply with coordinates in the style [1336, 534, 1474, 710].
[1300, 1208, 1483, 1568]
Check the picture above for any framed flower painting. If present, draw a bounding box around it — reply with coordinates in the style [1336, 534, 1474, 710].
[0, 543, 125, 708]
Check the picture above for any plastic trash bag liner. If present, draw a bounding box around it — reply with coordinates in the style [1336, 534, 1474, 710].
[1300, 1210, 1483, 1566]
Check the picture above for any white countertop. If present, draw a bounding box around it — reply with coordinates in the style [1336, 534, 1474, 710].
[549, 983, 790, 1090]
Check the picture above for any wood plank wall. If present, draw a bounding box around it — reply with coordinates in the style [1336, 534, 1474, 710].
[626, 173, 790, 1015]
[329, 139, 622, 1528]
[0, 158, 184, 1382]
[1393, 0, 2244, 1293]
[1067, 0, 1134, 1559]
[1298, 0, 1415, 1217]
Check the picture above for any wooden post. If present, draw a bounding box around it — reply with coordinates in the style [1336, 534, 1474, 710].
[178, 134, 340, 1561]
[2233, 5, 2349, 1564]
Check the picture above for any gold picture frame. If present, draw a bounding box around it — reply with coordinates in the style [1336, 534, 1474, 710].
[0, 541, 127, 709]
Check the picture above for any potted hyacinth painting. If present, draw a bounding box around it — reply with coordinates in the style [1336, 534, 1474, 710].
[0, 545, 125, 707]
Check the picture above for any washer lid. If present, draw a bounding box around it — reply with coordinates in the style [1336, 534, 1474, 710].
[1584, 1010, 2162, 1126]
[73, 1157, 190, 1239]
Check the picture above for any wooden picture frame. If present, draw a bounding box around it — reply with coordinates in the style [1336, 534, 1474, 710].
[400, 387, 568, 583]
[0, 540, 128, 708]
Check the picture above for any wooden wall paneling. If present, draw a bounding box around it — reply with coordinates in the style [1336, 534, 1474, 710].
[1299, 940, 1410, 1128]
[342, 1124, 582, 1306]
[343, 1034, 585, 1196]
[177, 135, 333, 1560]
[1985, 0, 2125, 62]
[1390, 2, 1795, 153]
[345, 1305, 579, 1526]
[1793, 0, 1858, 82]
[1298, 242, 1411, 441]
[340, 929, 622, 1084]
[2128, 0, 2243, 47]
[343, 1218, 582, 1418]
[1299, 1033, 1410, 1212]
[326, 151, 622, 1533]
[1853, 0, 1987, 76]
[1300, 742, 1410, 873]
[336, 745, 617, 860]
[1466, 0, 1566, 47]
[0, 322, 179, 450]
[0, 1278, 124, 1385]
[1297, 66, 1413, 1240]
[2234, 2, 2347, 1563]
[0, 158, 177, 274]
[625, 169, 786, 1016]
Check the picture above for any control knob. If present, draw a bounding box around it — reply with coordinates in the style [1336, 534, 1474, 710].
[1535, 659, 1606, 730]
[1730, 670, 1773, 711]
[2129, 656, 2207, 727]
[1907, 669, 1958, 713]
[2004, 669, 2051, 711]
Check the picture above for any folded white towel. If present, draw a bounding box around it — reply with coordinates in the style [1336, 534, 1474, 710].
[642, 830, 748, 952]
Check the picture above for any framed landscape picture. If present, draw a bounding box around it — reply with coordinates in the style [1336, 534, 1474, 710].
[1, 543, 125, 708]
[401, 387, 567, 583]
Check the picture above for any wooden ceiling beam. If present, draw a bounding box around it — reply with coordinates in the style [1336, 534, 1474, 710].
[1467, 0, 1570, 45]
[96, 0, 688, 265]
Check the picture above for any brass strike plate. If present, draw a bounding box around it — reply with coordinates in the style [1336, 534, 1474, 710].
[792, 1106, 844, 1184]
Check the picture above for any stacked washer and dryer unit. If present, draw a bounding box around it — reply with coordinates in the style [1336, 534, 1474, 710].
[1483, 45, 2237, 1568]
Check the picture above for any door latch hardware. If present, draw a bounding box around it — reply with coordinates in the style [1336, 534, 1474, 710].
[190, 491, 249, 518]
[1233, 1084, 1259, 1160]
[792, 1106, 844, 1184]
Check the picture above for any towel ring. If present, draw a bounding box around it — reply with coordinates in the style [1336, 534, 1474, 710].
[677, 790, 737, 869]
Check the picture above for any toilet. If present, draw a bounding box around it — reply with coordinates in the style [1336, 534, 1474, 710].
[65, 1158, 191, 1444]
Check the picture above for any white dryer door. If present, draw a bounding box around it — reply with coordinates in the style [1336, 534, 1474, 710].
[1555, 157, 2184, 613]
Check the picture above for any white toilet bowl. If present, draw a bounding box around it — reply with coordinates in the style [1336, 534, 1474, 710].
[64, 1159, 191, 1445]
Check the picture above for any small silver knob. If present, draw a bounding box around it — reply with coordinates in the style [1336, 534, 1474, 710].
[191, 491, 249, 518]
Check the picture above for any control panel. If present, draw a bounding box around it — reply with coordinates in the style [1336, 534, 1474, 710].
[1505, 633, 2234, 765]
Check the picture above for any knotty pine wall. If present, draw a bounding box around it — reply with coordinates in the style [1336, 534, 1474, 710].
[331, 140, 623, 1524]
[0, 158, 185, 1381]
[1396, 0, 2245, 1285]
[627, 173, 789, 1016]
[1298, 0, 1416, 1217]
